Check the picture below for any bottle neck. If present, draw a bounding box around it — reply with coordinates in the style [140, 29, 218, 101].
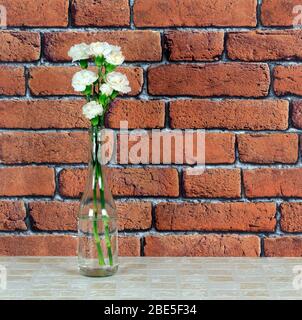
[88, 126, 104, 167]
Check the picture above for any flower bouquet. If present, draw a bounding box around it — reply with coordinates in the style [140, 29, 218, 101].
[68, 42, 131, 277]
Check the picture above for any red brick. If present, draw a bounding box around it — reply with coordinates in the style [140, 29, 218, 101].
[144, 234, 260, 257]
[274, 65, 302, 96]
[59, 168, 179, 198]
[29, 201, 152, 231]
[59, 169, 87, 198]
[0, 0, 69, 27]
[205, 133, 235, 164]
[227, 30, 302, 61]
[117, 132, 234, 164]
[0, 235, 77, 256]
[71, 0, 130, 26]
[0, 235, 140, 256]
[29, 66, 143, 96]
[134, 0, 257, 27]
[292, 101, 302, 129]
[243, 169, 302, 198]
[0, 167, 55, 197]
[0, 132, 88, 164]
[0, 201, 27, 231]
[261, 0, 301, 27]
[170, 99, 289, 130]
[106, 100, 165, 129]
[0, 99, 164, 130]
[0, 66, 25, 96]
[0, 99, 87, 129]
[117, 202, 152, 231]
[29, 201, 79, 231]
[165, 31, 224, 61]
[0, 31, 40, 62]
[183, 169, 241, 198]
[148, 63, 270, 97]
[109, 168, 179, 197]
[119, 237, 141, 256]
[281, 203, 302, 233]
[44, 31, 161, 62]
[155, 202, 276, 232]
[237, 134, 298, 164]
[264, 237, 302, 257]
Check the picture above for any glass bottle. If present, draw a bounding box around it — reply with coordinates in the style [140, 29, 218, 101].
[78, 126, 118, 277]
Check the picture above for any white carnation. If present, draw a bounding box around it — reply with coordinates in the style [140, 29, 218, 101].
[106, 72, 131, 94]
[100, 83, 113, 96]
[72, 70, 98, 92]
[89, 42, 112, 57]
[105, 45, 125, 66]
[68, 43, 90, 62]
[82, 101, 103, 120]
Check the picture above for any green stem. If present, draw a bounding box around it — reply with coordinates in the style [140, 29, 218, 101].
[92, 181, 105, 266]
[91, 128, 105, 266]
[92, 125, 114, 267]
[97, 162, 113, 266]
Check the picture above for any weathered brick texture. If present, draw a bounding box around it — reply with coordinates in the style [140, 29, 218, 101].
[170, 100, 289, 130]
[183, 169, 241, 198]
[134, 0, 257, 27]
[28, 201, 152, 231]
[243, 169, 302, 198]
[144, 235, 260, 257]
[71, 0, 130, 27]
[0, 0, 301, 257]
[155, 202, 276, 232]
[148, 63, 270, 97]
[0, 0, 69, 27]
[280, 203, 302, 233]
[0, 167, 55, 197]
[0, 67, 25, 96]
[0, 201, 27, 231]
[264, 237, 302, 257]
[44, 31, 161, 62]
[59, 168, 179, 198]
[227, 30, 302, 61]
[0, 31, 40, 62]
[165, 31, 224, 61]
[237, 134, 298, 164]
[261, 0, 301, 27]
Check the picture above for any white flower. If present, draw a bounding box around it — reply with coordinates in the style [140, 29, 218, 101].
[72, 70, 98, 92]
[88, 42, 112, 57]
[106, 72, 131, 94]
[99, 83, 113, 96]
[105, 45, 125, 66]
[68, 43, 90, 62]
[82, 101, 103, 120]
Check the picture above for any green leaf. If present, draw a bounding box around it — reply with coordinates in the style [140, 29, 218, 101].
[82, 85, 92, 96]
[104, 62, 116, 73]
[98, 94, 108, 106]
[95, 55, 105, 67]
[110, 91, 119, 100]
[79, 59, 88, 69]
[91, 116, 99, 126]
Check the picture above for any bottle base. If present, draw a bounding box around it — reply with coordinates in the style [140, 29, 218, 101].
[79, 264, 118, 277]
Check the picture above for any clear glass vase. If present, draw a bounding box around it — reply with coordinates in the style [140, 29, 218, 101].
[78, 126, 118, 277]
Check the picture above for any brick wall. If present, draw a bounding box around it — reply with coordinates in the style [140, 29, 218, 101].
[0, 0, 302, 257]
